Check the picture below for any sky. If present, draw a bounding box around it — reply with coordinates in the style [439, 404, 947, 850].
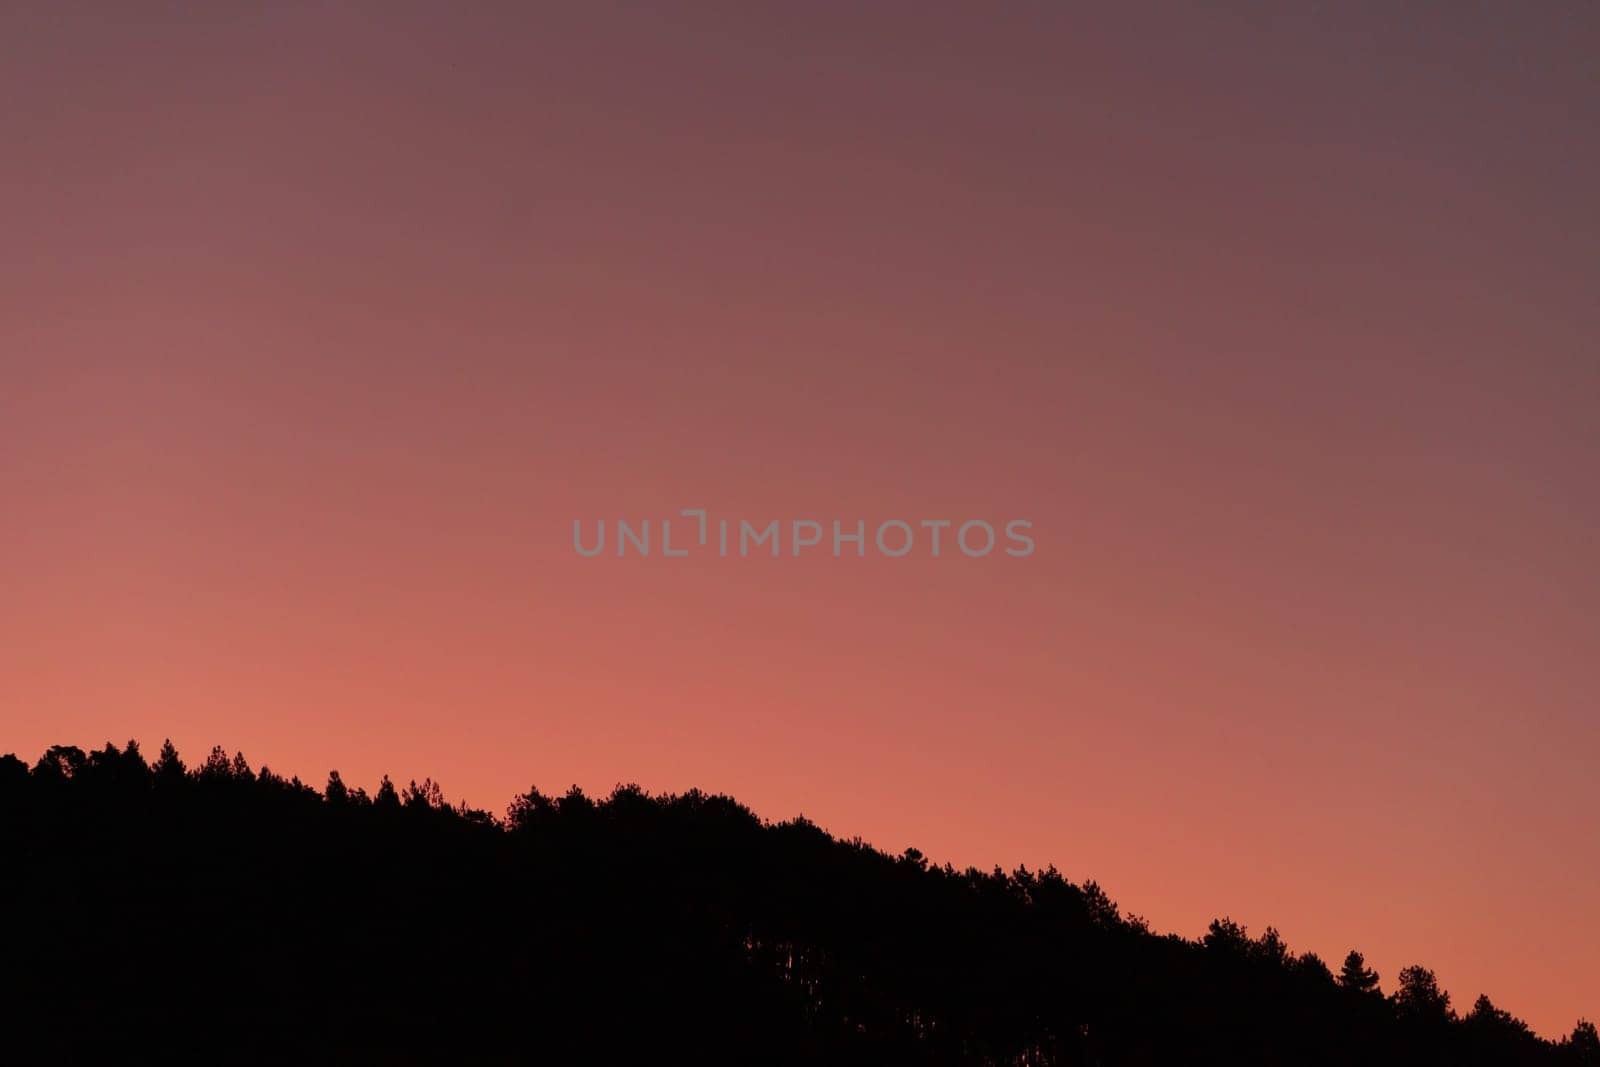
[3, 0, 1598, 1039]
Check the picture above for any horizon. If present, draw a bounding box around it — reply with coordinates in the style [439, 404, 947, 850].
[8, 730, 1591, 1042]
[4, 1, 1597, 1044]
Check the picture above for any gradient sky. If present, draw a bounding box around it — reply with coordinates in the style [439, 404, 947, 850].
[3, 0, 1598, 1038]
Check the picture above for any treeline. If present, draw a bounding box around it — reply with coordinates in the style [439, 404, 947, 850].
[1, 739, 1595, 1065]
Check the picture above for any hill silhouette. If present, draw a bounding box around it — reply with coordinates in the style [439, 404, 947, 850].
[2, 739, 1595, 1065]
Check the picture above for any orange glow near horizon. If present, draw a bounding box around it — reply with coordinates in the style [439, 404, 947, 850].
[3, 2, 1598, 1039]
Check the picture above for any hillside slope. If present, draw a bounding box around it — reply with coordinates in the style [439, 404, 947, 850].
[1, 740, 1594, 1065]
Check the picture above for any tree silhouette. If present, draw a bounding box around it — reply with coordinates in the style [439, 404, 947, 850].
[1340, 949, 1382, 994]
[152, 737, 186, 784]
[374, 773, 399, 808]
[32, 744, 86, 782]
[402, 777, 444, 809]
[1568, 1020, 1600, 1065]
[0, 737, 1588, 1066]
[1295, 951, 1334, 982]
[1394, 964, 1454, 1022]
[0, 753, 25, 791]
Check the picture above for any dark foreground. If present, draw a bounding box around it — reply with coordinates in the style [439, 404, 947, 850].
[1, 740, 1594, 1065]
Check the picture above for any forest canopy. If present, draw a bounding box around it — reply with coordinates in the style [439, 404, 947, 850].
[1, 739, 1594, 1066]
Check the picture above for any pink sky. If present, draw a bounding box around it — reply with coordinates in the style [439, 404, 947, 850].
[3, 1, 1597, 1038]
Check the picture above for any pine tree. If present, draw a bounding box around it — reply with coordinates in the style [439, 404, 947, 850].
[374, 774, 400, 808]
[1568, 1019, 1600, 1065]
[152, 739, 187, 787]
[1393, 964, 1452, 1020]
[199, 745, 232, 782]
[325, 770, 349, 805]
[1338, 950, 1380, 994]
